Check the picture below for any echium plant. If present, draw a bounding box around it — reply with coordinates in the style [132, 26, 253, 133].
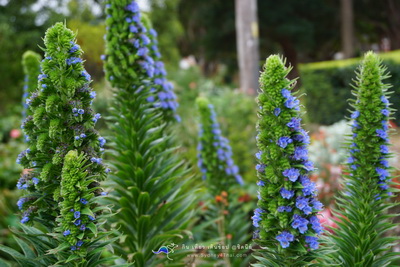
[12, 23, 112, 263]
[195, 96, 252, 266]
[104, 1, 195, 265]
[253, 55, 323, 266]
[21, 51, 41, 121]
[104, 0, 179, 123]
[196, 96, 243, 192]
[319, 52, 399, 266]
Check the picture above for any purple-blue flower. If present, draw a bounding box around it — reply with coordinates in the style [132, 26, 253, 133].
[287, 117, 302, 131]
[282, 168, 300, 182]
[257, 180, 265, 186]
[21, 216, 29, 224]
[252, 208, 265, 227]
[277, 206, 293, 212]
[376, 129, 388, 139]
[280, 188, 295, 199]
[376, 167, 390, 180]
[305, 236, 319, 249]
[281, 89, 291, 98]
[351, 110, 360, 119]
[276, 231, 294, 248]
[380, 145, 389, 154]
[126, 2, 139, 12]
[278, 136, 293, 148]
[256, 164, 266, 173]
[381, 109, 390, 116]
[74, 211, 81, 219]
[296, 196, 312, 215]
[310, 216, 323, 234]
[291, 214, 308, 234]
[63, 230, 71, 236]
[285, 96, 300, 110]
[293, 146, 308, 161]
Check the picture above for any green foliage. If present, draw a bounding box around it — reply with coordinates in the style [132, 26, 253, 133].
[318, 52, 400, 267]
[0, 224, 123, 267]
[254, 55, 323, 266]
[104, 1, 196, 265]
[300, 51, 400, 125]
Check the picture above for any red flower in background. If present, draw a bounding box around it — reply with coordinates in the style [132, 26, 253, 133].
[318, 208, 338, 233]
[10, 129, 21, 139]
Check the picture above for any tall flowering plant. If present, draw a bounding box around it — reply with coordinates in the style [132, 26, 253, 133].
[194, 97, 251, 266]
[319, 52, 399, 266]
[196, 97, 243, 192]
[1, 23, 115, 265]
[104, 1, 196, 265]
[21, 51, 41, 121]
[253, 55, 323, 266]
[104, 1, 179, 123]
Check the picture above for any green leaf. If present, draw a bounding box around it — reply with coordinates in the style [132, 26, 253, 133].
[86, 222, 98, 237]
[81, 206, 95, 217]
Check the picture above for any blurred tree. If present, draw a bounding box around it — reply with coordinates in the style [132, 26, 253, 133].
[176, 0, 338, 82]
[353, 0, 400, 51]
[341, 0, 354, 58]
[0, 0, 63, 116]
[258, 0, 338, 81]
[235, 0, 259, 95]
[177, 0, 237, 76]
[149, 0, 184, 65]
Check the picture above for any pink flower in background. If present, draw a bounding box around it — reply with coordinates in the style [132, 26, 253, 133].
[10, 129, 21, 139]
[318, 208, 338, 233]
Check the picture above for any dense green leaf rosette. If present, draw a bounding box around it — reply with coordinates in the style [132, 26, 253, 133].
[21, 51, 41, 120]
[253, 55, 323, 266]
[319, 52, 400, 267]
[196, 96, 243, 193]
[104, 1, 196, 265]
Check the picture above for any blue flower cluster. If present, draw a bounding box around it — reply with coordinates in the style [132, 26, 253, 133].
[276, 231, 294, 248]
[255, 87, 323, 250]
[66, 57, 83, 65]
[252, 208, 265, 228]
[197, 103, 244, 185]
[349, 94, 392, 198]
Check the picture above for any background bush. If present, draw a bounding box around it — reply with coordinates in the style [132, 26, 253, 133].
[300, 51, 400, 125]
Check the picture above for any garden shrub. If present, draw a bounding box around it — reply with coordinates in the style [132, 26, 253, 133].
[253, 55, 323, 266]
[319, 52, 400, 266]
[103, 1, 196, 265]
[300, 57, 400, 125]
[0, 22, 116, 266]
